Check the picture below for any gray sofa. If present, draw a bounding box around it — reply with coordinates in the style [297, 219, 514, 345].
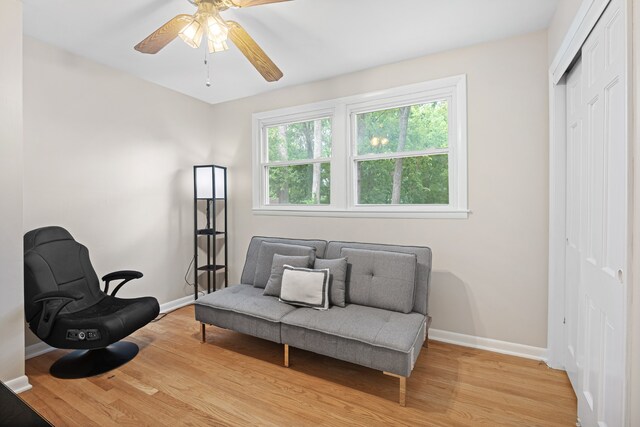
[194, 236, 432, 406]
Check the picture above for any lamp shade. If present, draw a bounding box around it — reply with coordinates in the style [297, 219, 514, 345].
[179, 16, 205, 49]
[206, 12, 229, 53]
[195, 165, 226, 199]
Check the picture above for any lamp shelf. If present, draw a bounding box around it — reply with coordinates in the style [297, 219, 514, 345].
[197, 264, 226, 272]
[193, 164, 228, 299]
[197, 229, 225, 236]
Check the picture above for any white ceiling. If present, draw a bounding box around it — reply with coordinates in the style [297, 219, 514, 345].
[23, 0, 560, 105]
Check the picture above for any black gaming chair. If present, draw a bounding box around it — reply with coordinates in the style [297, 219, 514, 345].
[24, 226, 160, 379]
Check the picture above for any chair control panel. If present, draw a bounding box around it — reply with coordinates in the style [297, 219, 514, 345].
[66, 329, 100, 341]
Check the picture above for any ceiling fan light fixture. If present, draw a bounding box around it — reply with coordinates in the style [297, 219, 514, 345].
[179, 16, 205, 48]
[206, 13, 228, 37]
[205, 13, 230, 53]
[208, 39, 229, 53]
[134, 0, 286, 82]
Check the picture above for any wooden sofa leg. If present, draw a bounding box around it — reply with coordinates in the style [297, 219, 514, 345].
[399, 376, 407, 406]
[424, 316, 432, 348]
[284, 344, 290, 367]
[384, 372, 407, 406]
[200, 323, 206, 343]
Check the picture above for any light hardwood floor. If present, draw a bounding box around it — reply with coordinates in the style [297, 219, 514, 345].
[22, 306, 576, 426]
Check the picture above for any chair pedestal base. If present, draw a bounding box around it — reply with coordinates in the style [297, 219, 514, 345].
[50, 341, 139, 379]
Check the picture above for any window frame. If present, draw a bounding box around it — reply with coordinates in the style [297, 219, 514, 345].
[260, 109, 334, 207]
[252, 75, 468, 218]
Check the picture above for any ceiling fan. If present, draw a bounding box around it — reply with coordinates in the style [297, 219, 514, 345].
[134, 0, 290, 82]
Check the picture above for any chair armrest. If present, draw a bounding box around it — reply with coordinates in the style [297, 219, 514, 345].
[102, 270, 143, 282]
[102, 270, 143, 297]
[33, 291, 84, 339]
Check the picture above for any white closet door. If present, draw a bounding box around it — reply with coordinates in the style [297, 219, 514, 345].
[564, 0, 628, 425]
[564, 56, 583, 393]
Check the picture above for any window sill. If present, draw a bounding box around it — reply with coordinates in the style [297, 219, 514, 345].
[252, 208, 470, 219]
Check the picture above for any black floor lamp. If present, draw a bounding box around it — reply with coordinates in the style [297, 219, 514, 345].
[193, 165, 228, 299]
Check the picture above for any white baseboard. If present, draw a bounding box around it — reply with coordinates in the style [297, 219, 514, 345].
[429, 329, 548, 361]
[5, 375, 32, 394]
[24, 297, 546, 363]
[25, 342, 54, 360]
[159, 295, 194, 313]
[25, 294, 196, 360]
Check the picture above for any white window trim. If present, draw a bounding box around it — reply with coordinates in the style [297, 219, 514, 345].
[252, 75, 469, 219]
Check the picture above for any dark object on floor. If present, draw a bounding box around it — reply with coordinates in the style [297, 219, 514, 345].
[23, 226, 160, 379]
[0, 381, 51, 427]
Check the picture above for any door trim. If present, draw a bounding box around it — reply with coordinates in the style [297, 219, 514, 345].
[550, 0, 612, 85]
[547, 69, 568, 371]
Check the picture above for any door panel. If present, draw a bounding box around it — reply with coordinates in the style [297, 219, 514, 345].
[564, 57, 582, 390]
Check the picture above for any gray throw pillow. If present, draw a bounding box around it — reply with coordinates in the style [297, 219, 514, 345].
[340, 248, 417, 313]
[279, 266, 330, 310]
[314, 257, 348, 307]
[263, 254, 311, 297]
[253, 242, 317, 288]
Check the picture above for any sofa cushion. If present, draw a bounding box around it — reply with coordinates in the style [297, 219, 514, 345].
[195, 284, 296, 323]
[281, 304, 427, 376]
[314, 257, 347, 307]
[340, 248, 417, 314]
[279, 266, 330, 310]
[195, 284, 299, 343]
[253, 242, 317, 288]
[326, 241, 432, 316]
[263, 255, 311, 297]
[241, 237, 327, 286]
[281, 304, 425, 353]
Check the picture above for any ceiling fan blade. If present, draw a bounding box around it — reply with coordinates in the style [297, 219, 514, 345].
[134, 14, 193, 54]
[227, 21, 283, 82]
[230, 0, 292, 8]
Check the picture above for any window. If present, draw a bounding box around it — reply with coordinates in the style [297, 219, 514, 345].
[353, 101, 450, 206]
[252, 75, 468, 218]
[265, 118, 332, 205]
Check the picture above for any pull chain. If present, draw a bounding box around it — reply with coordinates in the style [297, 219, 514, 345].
[204, 48, 211, 87]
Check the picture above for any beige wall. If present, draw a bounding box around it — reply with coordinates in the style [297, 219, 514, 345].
[211, 31, 550, 348]
[22, 37, 223, 346]
[21, 28, 551, 351]
[548, 0, 584, 64]
[0, 0, 26, 385]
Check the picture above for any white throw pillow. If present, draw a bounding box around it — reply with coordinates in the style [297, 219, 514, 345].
[279, 265, 330, 310]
